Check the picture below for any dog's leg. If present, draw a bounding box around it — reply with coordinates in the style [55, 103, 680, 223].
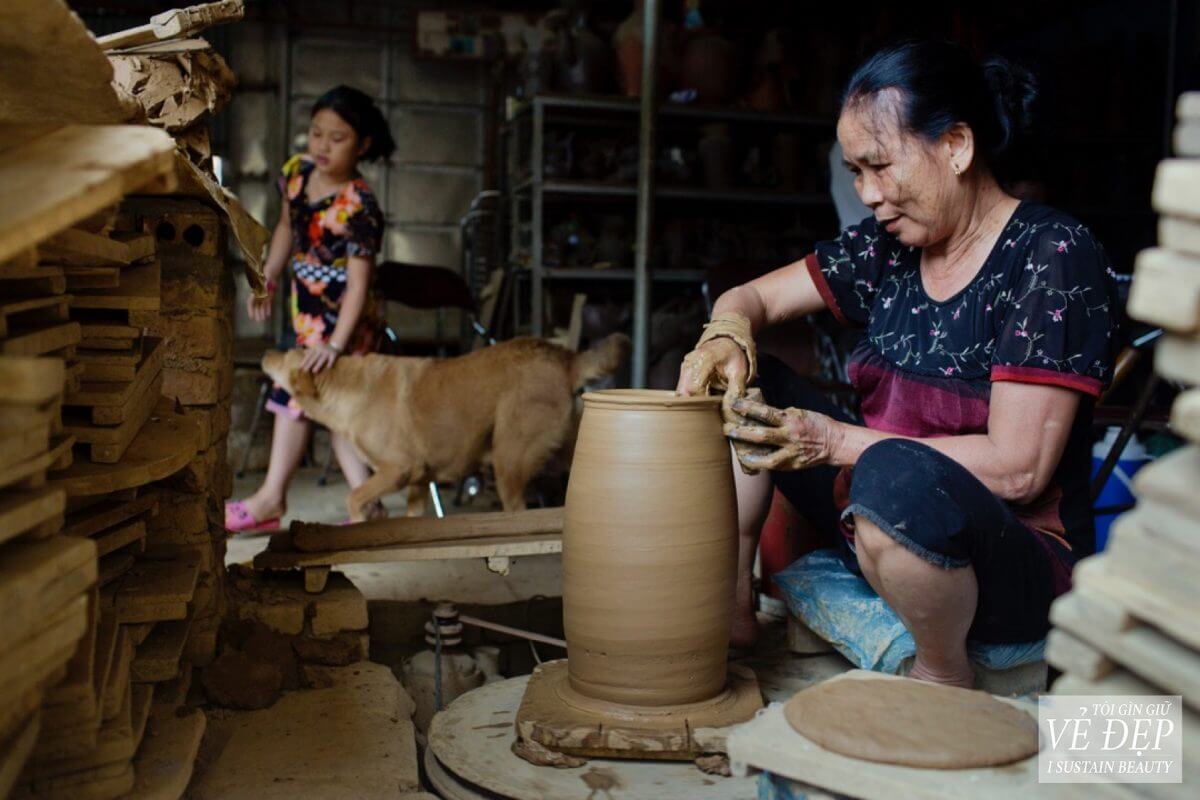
[404, 484, 428, 518]
[492, 397, 572, 512]
[346, 464, 407, 522]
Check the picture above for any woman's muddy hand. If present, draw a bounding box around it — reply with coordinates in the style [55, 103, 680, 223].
[675, 337, 749, 399]
[723, 396, 843, 471]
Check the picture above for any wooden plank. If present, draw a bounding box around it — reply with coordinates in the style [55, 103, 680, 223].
[0, 487, 65, 547]
[291, 507, 565, 552]
[0, 125, 176, 264]
[1045, 627, 1115, 681]
[66, 338, 161, 419]
[1159, 215, 1200, 258]
[62, 493, 157, 540]
[132, 614, 191, 683]
[0, 264, 65, 297]
[1133, 444, 1200, 522]
[0, 434, 72, 491]
[64, 369, 163, 464]
[0, 320, 80, 356]
[0, 293, 68, 337]
[79, 322, 139, 343]
[102, 629, 132, 721]
[256, 532, 564, 571]
[1128, 247, 1200, 333]
[44, 588, 100, 713]
[109, 554, 200, 624]
[93, 519, 147, 558]
[46, 401, 197, 498]
[1171, 388, 1200, 443]
[64, 265, 122, 290]
[1074, 554, 1200, 651]
[1052, 587, 1200, 710]
[28, 683, 152, 782]
[129, 707, 205, 800]
[0, 422, 49, 472]
[41, 227, 136, 266]
[1153, 158, 1200, 220]
[0, 714, 39, 800]
[0, 355, 64, 404]
[1175, 120, 1200, 157]
[99, 552, 137, 588]
[0, 536, 96, 651]
[1179, 91, 1200, 120]
[1106, 512, 1199, 606]
[0, 594, 90, 716]
[69, 260, 160, 312]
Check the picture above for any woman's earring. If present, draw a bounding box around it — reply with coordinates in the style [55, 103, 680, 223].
[953, 163, 962, 177]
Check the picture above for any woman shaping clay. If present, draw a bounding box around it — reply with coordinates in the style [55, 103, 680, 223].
[676, 40, 1116, 688]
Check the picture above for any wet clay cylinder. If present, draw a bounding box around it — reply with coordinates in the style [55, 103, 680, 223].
[563, 389, 737, 707]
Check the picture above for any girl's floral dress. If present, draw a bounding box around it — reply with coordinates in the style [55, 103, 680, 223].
[267, 154, 385, 418]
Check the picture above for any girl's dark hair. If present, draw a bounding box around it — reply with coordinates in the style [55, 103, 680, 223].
[842, 40, 1037, 168]
[311, 85, 396, 163]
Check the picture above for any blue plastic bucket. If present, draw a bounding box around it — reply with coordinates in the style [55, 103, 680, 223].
[1090, 427, 1151, 551]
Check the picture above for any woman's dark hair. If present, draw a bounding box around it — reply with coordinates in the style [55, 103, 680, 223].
[842, 40, 1037, 168]
[311, 85, 396, 163]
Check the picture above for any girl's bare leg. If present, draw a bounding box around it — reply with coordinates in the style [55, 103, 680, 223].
[243, 412, 311, 520]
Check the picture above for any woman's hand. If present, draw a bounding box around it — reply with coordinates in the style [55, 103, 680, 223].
[723, 396, 844, 471]
[300, 342, 340, 373]
[675, 337, 749, 399]
[246, 291, 273, 322]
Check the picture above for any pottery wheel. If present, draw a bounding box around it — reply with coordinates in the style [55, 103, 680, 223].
[428, 674, 757, 800]
[784, 673, 1039, 769]
[514, 659, 763, 760]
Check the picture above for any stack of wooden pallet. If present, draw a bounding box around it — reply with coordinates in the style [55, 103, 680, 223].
[1045, 91, 1200, 791]
[0, 356, 93, 798]
[50, 220, 163, 467]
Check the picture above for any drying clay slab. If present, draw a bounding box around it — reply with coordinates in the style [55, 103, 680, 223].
[728, 671, 1042, 800]
[783, 672, 1038, 770]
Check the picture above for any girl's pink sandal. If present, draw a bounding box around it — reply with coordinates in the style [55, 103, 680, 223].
[225, 500, 281, 533]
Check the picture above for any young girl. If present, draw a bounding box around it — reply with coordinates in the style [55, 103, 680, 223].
[226, 85, 395, 532]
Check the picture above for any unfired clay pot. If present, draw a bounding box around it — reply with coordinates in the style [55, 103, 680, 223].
[562, 389, 737, 707]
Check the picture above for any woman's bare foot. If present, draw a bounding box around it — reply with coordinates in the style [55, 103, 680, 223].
[908, 657, 975, 688]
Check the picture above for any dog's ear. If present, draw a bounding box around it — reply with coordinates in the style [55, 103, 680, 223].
[289, 368, 318, 398]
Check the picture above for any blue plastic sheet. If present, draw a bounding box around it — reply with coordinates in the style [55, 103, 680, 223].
[773, 549, 1044, 674]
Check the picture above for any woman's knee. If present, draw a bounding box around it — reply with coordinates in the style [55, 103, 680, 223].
[848, 440, 971, 569]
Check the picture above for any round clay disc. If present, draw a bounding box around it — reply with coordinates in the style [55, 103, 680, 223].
[783, 676, 1039, 769]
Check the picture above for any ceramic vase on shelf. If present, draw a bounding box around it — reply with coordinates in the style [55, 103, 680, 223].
[562, 390, 738, 707]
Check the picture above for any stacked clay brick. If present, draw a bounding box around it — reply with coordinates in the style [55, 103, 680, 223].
[1045, 91, 1200, 790]
[124, 197, 235, 675]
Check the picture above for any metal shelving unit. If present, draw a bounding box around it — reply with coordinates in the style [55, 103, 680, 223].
[504, 89, 835, 378]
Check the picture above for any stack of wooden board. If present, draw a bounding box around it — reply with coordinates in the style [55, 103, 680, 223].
[48, 220, 163, 466]
[0, 253, 80, 397]
[0, 357, 94, 798]
[1045, 92, 1200, 793]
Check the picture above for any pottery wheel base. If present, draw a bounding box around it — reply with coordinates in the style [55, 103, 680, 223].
[514, 659, 762, 761]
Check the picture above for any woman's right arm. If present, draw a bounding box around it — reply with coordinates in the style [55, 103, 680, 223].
[676, 257, 830, 396]
[247, 204, 293, 322]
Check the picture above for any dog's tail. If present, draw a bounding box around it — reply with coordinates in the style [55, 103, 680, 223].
[570, 333, 632, 390]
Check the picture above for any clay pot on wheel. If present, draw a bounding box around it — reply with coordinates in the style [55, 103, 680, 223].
[562, 390, 737, 707]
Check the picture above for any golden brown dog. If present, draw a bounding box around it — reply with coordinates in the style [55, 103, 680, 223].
[262, 335, 630, 520]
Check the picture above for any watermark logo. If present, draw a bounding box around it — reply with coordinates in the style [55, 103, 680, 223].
[1039, 695, 1182, 783]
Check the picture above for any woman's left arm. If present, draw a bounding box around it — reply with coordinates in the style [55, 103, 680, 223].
[299, 255, 372, 372]
[832, 381, 1080, 502]
[728, 381, 1079, 504]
